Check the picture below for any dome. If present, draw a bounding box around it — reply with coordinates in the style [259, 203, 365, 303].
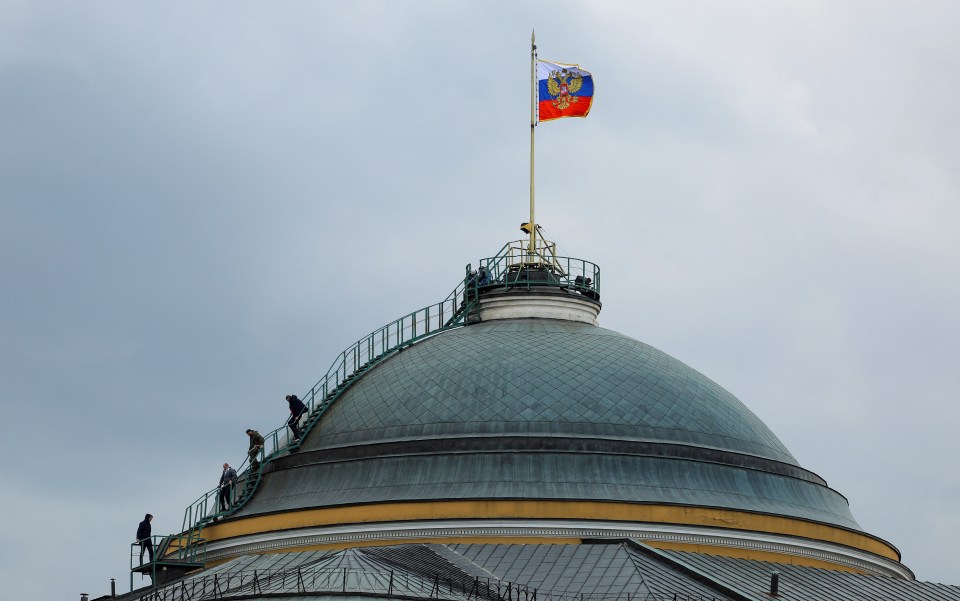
[312, 320, 797, 461]
[199, 262, 905, 578]
[233, 318, 857, 530]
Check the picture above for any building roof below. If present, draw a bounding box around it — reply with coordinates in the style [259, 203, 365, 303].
[113, 542, 951, 601]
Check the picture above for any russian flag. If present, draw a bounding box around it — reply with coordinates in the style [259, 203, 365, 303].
[537, 60, 594, 123]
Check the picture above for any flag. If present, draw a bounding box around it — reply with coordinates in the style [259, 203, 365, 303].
[537, 60, 594, 122]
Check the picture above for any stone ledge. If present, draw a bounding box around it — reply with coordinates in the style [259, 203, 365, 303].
[470, 290, 601, 325]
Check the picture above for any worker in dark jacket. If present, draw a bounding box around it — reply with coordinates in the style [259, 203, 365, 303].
[219, 463, 238, 511]
[136, 513, 153, 564]
[478, 265, 491, 285]
[286, 394, 308, 441]
[246, 429, 264, 471]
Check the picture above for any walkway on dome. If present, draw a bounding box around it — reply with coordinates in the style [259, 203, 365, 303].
[170, 240, 601, 561]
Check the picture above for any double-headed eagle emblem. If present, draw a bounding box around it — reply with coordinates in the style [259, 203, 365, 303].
[546, 68, 583, 111]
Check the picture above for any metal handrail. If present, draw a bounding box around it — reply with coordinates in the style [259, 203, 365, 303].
[130, 535, 206, 591]
[130, 535, 205, 565]
[478, 249, 600, 297]
[126, 565, 675, 601]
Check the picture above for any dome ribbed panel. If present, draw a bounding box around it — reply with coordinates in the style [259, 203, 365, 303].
[231, 318, 864, 531]
[303, 320, 796, 465]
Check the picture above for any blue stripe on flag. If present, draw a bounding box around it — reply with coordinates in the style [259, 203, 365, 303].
[538, 76, 594, 100]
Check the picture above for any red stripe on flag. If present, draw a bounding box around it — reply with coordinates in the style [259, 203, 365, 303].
[538, 97, 593, 122]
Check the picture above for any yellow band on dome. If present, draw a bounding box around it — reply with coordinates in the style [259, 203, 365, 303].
[200, 499, 900, 563]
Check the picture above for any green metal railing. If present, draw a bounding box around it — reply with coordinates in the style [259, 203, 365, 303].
[175, 240, 601, 559]
[476, 241, 600, 298]
[130, 535, 206, 591]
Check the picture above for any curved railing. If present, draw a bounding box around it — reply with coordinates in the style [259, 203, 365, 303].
[176, 240, 601, 555]
[477, 245, 600, 298]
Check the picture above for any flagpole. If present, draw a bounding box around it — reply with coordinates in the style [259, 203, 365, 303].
[529, 29, 537, 260]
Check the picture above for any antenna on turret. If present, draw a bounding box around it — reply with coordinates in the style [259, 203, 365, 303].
[528, 28, 538, 262]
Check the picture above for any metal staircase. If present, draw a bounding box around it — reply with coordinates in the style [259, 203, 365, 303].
[173, 240, 601, 560]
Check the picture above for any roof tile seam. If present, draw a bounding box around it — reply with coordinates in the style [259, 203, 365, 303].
[274, 443, 828, 486]
[621, 540, 761, 601]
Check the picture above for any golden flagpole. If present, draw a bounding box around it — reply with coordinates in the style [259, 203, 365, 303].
[529, 29, 537, 260]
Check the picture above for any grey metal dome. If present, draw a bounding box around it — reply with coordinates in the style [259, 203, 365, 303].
[305, 319, 794, 462]
[236, 318, 861, 531]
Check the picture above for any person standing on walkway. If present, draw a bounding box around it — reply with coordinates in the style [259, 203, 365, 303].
[219, 463, 237, 511]
[136, 513, 154, 564]
[478, 265, 491, 285]
[246, 429, 264, 471]
[286, 394, 307, 441]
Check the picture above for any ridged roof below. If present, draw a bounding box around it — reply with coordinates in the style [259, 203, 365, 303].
[119, 542, 943, 601]
[121, 543, 750, 601]
[662, 551, 943, 599]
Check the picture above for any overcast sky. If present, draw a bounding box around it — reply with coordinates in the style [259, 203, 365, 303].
[2, 2, 959, 599]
